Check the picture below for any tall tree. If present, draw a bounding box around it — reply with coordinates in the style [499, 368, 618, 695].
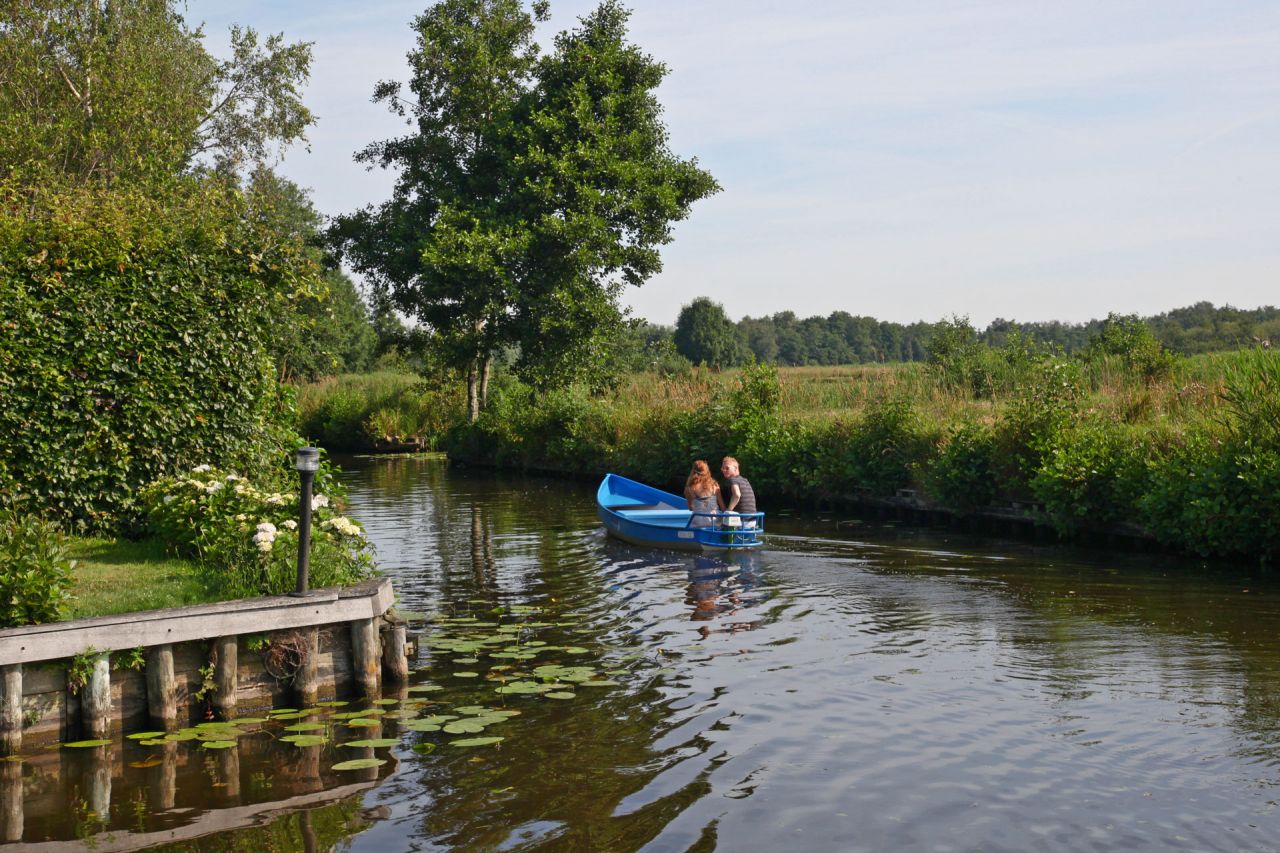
[674, 297, 744, 369]
[332, 0, 717, 420]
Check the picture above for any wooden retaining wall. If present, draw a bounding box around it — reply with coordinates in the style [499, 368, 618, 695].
[0, 578, 408, 754]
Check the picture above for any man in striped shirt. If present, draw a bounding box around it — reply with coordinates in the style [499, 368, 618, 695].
[720, 457, 757, 526]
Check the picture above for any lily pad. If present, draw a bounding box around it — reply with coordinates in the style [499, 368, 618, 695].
[454, 671, 480, 678]
[63, 739, 112, 749]
[402, 722, 441, 733]
[443, 720, 488, 734]
[412, 742, 436, 755]
[344, 718, 382, 728]
[372, 698, 399, 706]
[316, 700, 349, 708]
[199, 740, 237, 750]
[453, 657, 479, 664]
[138, 739, 168, 747]
[280, 734, 328, 747]
[126, 731, 167, 741]
[407, 684, 443, 693]
[453, 706, 488, 715]
[331, 758, 386, 771]
[545, 692, 576, 700]
[579, 680, 619, 687]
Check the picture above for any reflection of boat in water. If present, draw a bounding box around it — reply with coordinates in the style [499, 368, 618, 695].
[596, 474, 764, 552]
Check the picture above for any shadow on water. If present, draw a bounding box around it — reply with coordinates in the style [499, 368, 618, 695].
[8, 454, 1280, 850]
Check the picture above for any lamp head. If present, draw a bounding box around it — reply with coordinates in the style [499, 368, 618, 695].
[295, 447, 320, 473]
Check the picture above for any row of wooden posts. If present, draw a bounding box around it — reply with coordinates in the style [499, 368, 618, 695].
[0, 578, 403, 756]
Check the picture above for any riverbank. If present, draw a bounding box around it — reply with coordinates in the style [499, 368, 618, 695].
[303, 347, 1279, 563]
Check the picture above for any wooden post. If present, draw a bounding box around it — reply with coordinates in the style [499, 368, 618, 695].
[146, 644, 177, 729]
[212, 636, 238, 720]
[82, 652, 111, 739]
[350, 618, 380, 698]
[0, 664, 21, 756]
[0, 758, 21, 843]
[293, 627, 319, 707]
[382, 623, 409, 685]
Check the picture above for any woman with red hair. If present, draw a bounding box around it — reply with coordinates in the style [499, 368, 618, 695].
[683, 460, 723, 528]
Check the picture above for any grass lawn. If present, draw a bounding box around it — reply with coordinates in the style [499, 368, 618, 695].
[65, 537, 220, 620]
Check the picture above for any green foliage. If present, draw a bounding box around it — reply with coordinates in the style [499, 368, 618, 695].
[114, 646, 146, 672]
[297, 372, 464, 451]
[674, 297, 747, 369]
[139, 462, 374, 598]
[0, 501, 73, 627]
[927, 422, 998, 512]
[333, 0, 718, 409]
[1140, 433, 1280, 558]
[926, 316, 993, 396]
[1086, 313, 1175, 384]
[1031, 418, 1144, 533]
[1218, 346, 1280, 449]
[67, 647, 99, 695]
[0, 0, 313, 184]
[0, 179, 307, 530]
[993, 357, 1084, 494]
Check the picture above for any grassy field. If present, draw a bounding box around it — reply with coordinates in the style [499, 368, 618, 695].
[65, 537, 216, 620]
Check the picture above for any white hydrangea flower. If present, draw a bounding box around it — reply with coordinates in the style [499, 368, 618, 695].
[225, 474, 239, 482]
[282, 519, 298, 530]
[252, 531, 275, 552]
[265, 493, 286, 505]
[205, 481, 223, 494]
[256, 522, 277, 535]
[311, 494, 330, 510]
[235, 514, 248, 521]
[321, 516, 361, 537]
[192, 464, 212, 473]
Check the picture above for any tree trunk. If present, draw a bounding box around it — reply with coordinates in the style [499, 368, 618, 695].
[480, 353, 493, 412]
[466, 360, 480, 423]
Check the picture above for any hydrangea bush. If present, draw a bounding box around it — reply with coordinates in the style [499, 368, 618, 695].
[140, 463, 374, 598]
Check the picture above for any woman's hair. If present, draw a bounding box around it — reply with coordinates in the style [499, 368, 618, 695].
[686, 460, 718, 495]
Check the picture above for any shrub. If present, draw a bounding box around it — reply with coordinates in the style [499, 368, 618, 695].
[0, 179, 307, 531]
[0, 502, 73, 627]
[1031, 418, 1142, 533]
[140, 461, 373, 597]
[927, 421, 998, 511]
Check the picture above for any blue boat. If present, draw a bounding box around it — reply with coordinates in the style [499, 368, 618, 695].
[596, 473, 765, 551]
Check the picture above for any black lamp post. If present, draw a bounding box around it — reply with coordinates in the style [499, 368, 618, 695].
[292, 447, 319, 597]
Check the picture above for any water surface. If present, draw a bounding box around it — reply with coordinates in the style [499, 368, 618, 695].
[7, 454, 1280, 851]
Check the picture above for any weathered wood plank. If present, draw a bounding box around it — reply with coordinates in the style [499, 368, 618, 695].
[212, 636, 237, 720]
[0, 578, 393, 666]
[145, 645, 177, 728]
[0, 665, 21, 755]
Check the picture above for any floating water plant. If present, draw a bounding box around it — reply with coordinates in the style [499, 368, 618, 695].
[341, 738, 400, 748]
[62, 739, 112, 749]
[332, 758, 385, 771]
[199, 740, 237, 749]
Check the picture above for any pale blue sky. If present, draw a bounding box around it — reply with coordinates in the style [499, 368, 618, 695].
[191, 1, 1280, 327]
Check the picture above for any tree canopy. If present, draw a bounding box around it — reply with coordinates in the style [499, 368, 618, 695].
[0, 0, 314, 183]
[331, 0, 718, 419]
[673, 297, 746, 369]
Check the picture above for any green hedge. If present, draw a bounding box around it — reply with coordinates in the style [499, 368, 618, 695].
[0, 179, 307, 530]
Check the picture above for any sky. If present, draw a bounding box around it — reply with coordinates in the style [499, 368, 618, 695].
[190, 1, 1280, 328]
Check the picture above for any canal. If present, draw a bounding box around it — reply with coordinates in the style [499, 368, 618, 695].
[8, 454, 1280, 850]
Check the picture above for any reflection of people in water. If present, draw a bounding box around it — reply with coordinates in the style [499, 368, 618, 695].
[686, 555, 763, 637]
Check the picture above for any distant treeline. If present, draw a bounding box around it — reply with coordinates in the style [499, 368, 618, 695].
[669, 300, 1280, 368]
